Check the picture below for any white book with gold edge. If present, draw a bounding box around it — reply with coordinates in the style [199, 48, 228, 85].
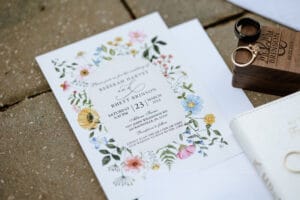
[230, 91, 300, 200]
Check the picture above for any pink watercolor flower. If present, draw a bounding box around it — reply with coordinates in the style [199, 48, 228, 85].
[161, 54, 166, 59]
[60, 81, 70, 91]
[129, 31, 146, 43]
[124, 156, 144, 172]
[177, 145, 196, 159]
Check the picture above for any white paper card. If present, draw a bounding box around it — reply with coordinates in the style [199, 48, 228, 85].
[227, 0, 300, 31]
[35, 13, 268, 200]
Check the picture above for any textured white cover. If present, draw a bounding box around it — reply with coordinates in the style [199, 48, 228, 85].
[230, 91, 300, 200]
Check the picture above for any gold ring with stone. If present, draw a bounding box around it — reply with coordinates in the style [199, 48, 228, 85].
[231, 44, 259, 67]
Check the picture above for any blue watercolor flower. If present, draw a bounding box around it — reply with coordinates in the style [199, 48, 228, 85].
[182, 95, 203, 114]
[90, 137, 100, 149]
[101, 137, 108, 145]
[184, 127, 191, 134]
[92, 58, 101, 66]
[96, 47, 102, 52]
[89, 136, 108, 150]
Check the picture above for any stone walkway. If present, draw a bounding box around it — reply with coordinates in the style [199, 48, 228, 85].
[0, 1, 281, 199]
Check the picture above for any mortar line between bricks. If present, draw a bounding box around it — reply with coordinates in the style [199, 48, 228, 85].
[120, 0, 136, 19]
[204, 11, 247, 29]
[0, 89, 52, 112]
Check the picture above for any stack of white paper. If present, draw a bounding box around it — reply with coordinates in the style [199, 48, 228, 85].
[36, 13, 271, 200]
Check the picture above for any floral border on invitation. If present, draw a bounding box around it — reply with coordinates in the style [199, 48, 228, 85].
[51, 31, 228, 186]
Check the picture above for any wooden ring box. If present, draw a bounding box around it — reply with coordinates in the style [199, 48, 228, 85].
[232, 25, 300, 96]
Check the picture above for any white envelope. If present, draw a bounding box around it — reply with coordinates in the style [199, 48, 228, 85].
[143, 20, 272, 200]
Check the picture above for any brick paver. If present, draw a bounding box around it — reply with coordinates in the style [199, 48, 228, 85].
[125, 0, 244, 27]
[0, 0, 131, 108]
[0, 93, 106, 200]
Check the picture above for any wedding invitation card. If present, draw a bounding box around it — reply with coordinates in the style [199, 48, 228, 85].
[36, 13, 270, 199]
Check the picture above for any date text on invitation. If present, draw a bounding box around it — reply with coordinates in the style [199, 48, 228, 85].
[88, 57, 185, 152]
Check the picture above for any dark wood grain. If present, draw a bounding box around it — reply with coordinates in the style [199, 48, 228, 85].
[232, 26, 300, 96]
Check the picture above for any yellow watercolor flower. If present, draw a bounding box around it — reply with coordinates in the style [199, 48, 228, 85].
[107, 41, 113, 45]
[204, 114, 215, 125]
[76, 51, 85, 57]
[130, 49, 138, 55]
[80, 68, 89, 77]
[115, 37, 123, 42]
[126, 42, 133, 47]
[77, 108, 100, 130]
[151, 164, 160, 170]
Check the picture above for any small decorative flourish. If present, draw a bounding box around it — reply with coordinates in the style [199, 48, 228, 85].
[113, 175, 135, 186]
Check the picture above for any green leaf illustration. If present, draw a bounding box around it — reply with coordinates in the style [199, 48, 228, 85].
[101, 45, 107, 52]
[106, 144, 116, 149]
[213, 130, 221, 136]
[179, 134, 183, 141]
[153, 45, 160, 54]
[111, 154, 120, 161]
[103, 56, 112, 61]
[102, 156, 111, 165]
[151, 36, 158, 43]
[109, 49, 116, 56]
[157, 145, 178, 170]
[89, 131, 94, 138]
[156, 41, 166, 45]
[209, 138, 218, 145]
[116, 147, 122, 155]
[192, 119, 199, 128]
[207, 129, 211, 136]
[143, 49, 149, 58]
[99, 149, 110, 154]
[166, 144, 177, 150]
[108, 138, 115, 143]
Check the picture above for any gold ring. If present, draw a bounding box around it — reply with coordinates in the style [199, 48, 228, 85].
[231, 44, 259, 67]
[283, 151, 300, 173]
